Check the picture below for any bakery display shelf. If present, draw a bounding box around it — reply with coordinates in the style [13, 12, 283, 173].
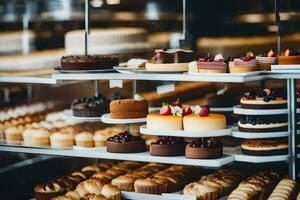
[52, 72, 266, 83]
[140, 125, 232, 138]
[271, 64, 300, 72]
[62, 109, 102, 122]
[101, 113, 147, 124]
[122, 191, 194, 200]
[231, 127, 298, 139]
[0, 75, 57, 84]
[233, 105, 289, 115]
[0, 144, 234, 167]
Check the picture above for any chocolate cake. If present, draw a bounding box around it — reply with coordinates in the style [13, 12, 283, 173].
[60, 55, 119, 70]
[151, 49, 196, 64]
[241, 139, 289, 156]
[205, 87, 238, 108]
[185, 138, 223, 159]
[106, 131, 146, 153]
[72, 95, 109, 117]
[150, 136, 185, 156]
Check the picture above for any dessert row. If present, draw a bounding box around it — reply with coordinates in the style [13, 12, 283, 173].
[35, 160, 300, 200]
[59, 48, 300, 74]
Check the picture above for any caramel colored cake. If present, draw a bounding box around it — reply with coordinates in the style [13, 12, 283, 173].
[147, 113, 183, 131]
[185, 138, 223, 159]
[60, 55, 119, 70]
[278, 49, 300, 64]
[110, 99, 148, 119]
[256, 49, 277, 71]
[183, 114, 226, 131]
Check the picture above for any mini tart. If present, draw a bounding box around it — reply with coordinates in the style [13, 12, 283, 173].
[147, 113, 183, 131]
[75, 132, 94, 147]
[229, 61, 258, 73]
[150, 143, 185, 156]
[50, 132, 74, 148]
[198, 61, 227, 73]
[240, 97, 287, 109]
[110, 99, 148, 119]
[183, 114, 226, 131]
[145, 63, 189, 72]
[241, 139, 290, 156]
[278, 55, 300, 64]
[185, 143, 223, 159]
[101, 184, 121, 200]
[31, 129, 51, 146]
[106, 139, 146, 153]
[255, 56, 276, 71]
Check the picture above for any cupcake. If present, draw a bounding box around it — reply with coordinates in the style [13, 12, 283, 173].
[256, 49, 277, 70]
[22, 128, 34, 145]
[4, 125, 24, 142]
[134, 178, 167, 194]
[75, 132, 94, 147]
[101, 184, 121, 200]
[31, 129, 51, 146]
[94, 130, 110, 147]
[229, 51, 258, 73]
[50, 132, 74, 148]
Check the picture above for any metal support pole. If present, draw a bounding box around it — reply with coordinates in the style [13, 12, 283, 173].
[27, 85, 32, 102]
[95, 80, 99, 97]
[84, 0, 90, 55]
[287, 79, 297, 180]
[275, 0, 281, 54]
[132, 80, 137, 97]
[182, 0, 186, 41]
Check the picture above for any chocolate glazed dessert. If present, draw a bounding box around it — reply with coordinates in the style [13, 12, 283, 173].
[185, 138, 223, 159]
[150, 136, 185, 156]
[151, 49, 196, 64]
[72, 95, 109, 117]
[61, 55, 119, 70]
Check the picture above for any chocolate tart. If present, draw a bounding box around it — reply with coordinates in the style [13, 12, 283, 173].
[185, 139, 223, 159]
[106, 131, 146, 153]
[72, 96, 109, 117]
[61, 55, 119, 70]
[150, 137, 185, 156]
[278, 55, 300, 64]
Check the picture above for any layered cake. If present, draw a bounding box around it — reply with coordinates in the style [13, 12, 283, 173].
[110, 97, 148, 119]
[278, 48, 300, 64]
[60, 55, 119, 71]
[145, 49, 196, 72]
[150, 136, 185, 156]
[185, 138, 223, 159]
[240, 88, 287, 109]
[106, 131, 146, 153]
[241, 139, 290, 156]
[238, 114, 288, 132]
[72, 95, 109, 117]
[256, 49, 277, 70]
[196, 54, 227, 73]
[229, 51, 258, 73]
[183, 105, 226, 131]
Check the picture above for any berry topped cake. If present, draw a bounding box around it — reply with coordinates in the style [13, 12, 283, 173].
[278, 48, 300, 64]
[72, 95, 109, 117]
[240, 89, 287, 109]
[229, 51, 258, 73]
[256, 49, 277, 70]
[146, 49, 196, 72]
[197, 53, 227, 73]
[150, 136, 185, 156]
[185, 138, 223, 159]
[106, 131, 146, 153]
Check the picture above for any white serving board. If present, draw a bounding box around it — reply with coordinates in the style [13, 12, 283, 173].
[63, 109, 101, 122]
[233, 105, 287, 115]
[101, 113, 146, 124]
[231, 127, 289, 139]
[140, 125, 232, 138]
[271, 64, 300, 71]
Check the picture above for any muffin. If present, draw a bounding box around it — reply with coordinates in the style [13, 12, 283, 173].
[94, 130, 110, 147]
[31, 129, 51, 146]
[22, 128, 34, 145]
[134, 178, 167, 194]
[101, 184, 121, 200]
[75, 132, 94, 147]
[50, 132, 74, 148]
[4, 125, 24, 142]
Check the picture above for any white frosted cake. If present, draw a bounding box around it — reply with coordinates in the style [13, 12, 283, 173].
[0, 31, 35, 54]
[65, 27, 155, 55]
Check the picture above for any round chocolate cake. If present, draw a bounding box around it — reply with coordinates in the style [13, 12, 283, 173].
[150, 136, 185, 156]
[185, 138, 223, 159]
[72, 95, 109, 117]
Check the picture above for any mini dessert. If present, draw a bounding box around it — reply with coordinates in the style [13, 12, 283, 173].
[75, 132, 94, 147]
[185, 138, 223, 159]
[60, 55, 119, 70]
[106, 131, 146, 153]
[146, 49, 196, 72]
[50, 132, 74, 148]
[72, 95, 109, 117]
[229, 51, 258, 73]
[4, 125, 24, 142]
[241, 139, 290, 156]
[31, 129, 51, 146]
[240, 89, 287, 109]
[278, 48, 300, 64]
[197, 54, 227, 73]
[110, 96, 148, 119]
[101, 184, 121, 200]
[256, 49, 277, 70]
[150, 136, 185, 156]
[183, 105, 226, 131]
[147, 100, 183, 131]
[238, 114, 288, 132]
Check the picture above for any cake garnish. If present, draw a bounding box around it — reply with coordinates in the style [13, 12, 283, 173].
[243, 51, 255, 61]
[214, 53, 224, 61]
[154, 136, 183, 145]
[134, 93, 144, 101]
[191, 105, 201, 115]
[216, 85, 228, 95]
[284, 48, 300, 56]
[199, 105, 210, 117]
[171, 106, 183, 117]
[190, 138, 222, 148]
[107, 131, 141, 143]
[267, 49, 275, 57]
[243, 88, 286, 102]
[183, 106, 193, 116]
[170, 98, 182, 107]
[198, 53, 224, 62]
[160, 104, 171, 115]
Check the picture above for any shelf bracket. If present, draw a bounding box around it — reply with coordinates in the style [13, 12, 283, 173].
[275, 0, 281, 54]
[84, 0, 90, 55]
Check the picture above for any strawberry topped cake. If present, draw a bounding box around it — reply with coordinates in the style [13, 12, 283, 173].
[278, 48, 300, 64]
[256, 49, 277, 71]
[195, 53, 227, 73]
[229, 51, 258, 73]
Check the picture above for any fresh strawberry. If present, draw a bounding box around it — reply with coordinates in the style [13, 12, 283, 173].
[285, 49, 291, 56]
[160, 105, 171, 115]
[267, 49, 275, 57]
[243, 56, 252, 62]
[199, 106, 210, 117]
[183, 106, 193, 116]
[171, 99, 181, 107]
[199, 58, 207, 62]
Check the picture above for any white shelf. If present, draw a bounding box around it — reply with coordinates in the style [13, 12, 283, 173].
[231, 127, 290, 139]
[0, 144, 234, 168]
[101, 113, 147, 124]
[52, 72, 266, 83]
[140, 125, 232, 138]
[233, 105, 287, 115]
[0, 75, 56, 84]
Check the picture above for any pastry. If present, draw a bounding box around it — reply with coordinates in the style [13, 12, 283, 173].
[240, 89, 287, 109]
[267, 178, 296, 200]
[197, 54, 227, 73]
[93, 130, 110, 147]
[278, 48, 300, 64]
[50, 132, 74, 148]
[238, 115, 288, 132]
[185, 138, 223, 159]
[101, 184, 121, 200]
[31, 129, 51, 146]
[72, 95, 109, 117]
[183, 105, 226, 131]
[229, 51, 258, 73]
[76, 178, 106, 197]
[134, 178, 167, 194]
[241, 139, 291, 156]
[146, 49, 196, 72]
[35, 181, 66, 200]
[150, 136, 185, 156]
[60, 55, 119, 71]
[256, 49, 277, 70]
[106, 131, 146, 153]
[4, 125, 24, 142]
[75, 132, 94, 147]
[109, 98, 148, 119]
